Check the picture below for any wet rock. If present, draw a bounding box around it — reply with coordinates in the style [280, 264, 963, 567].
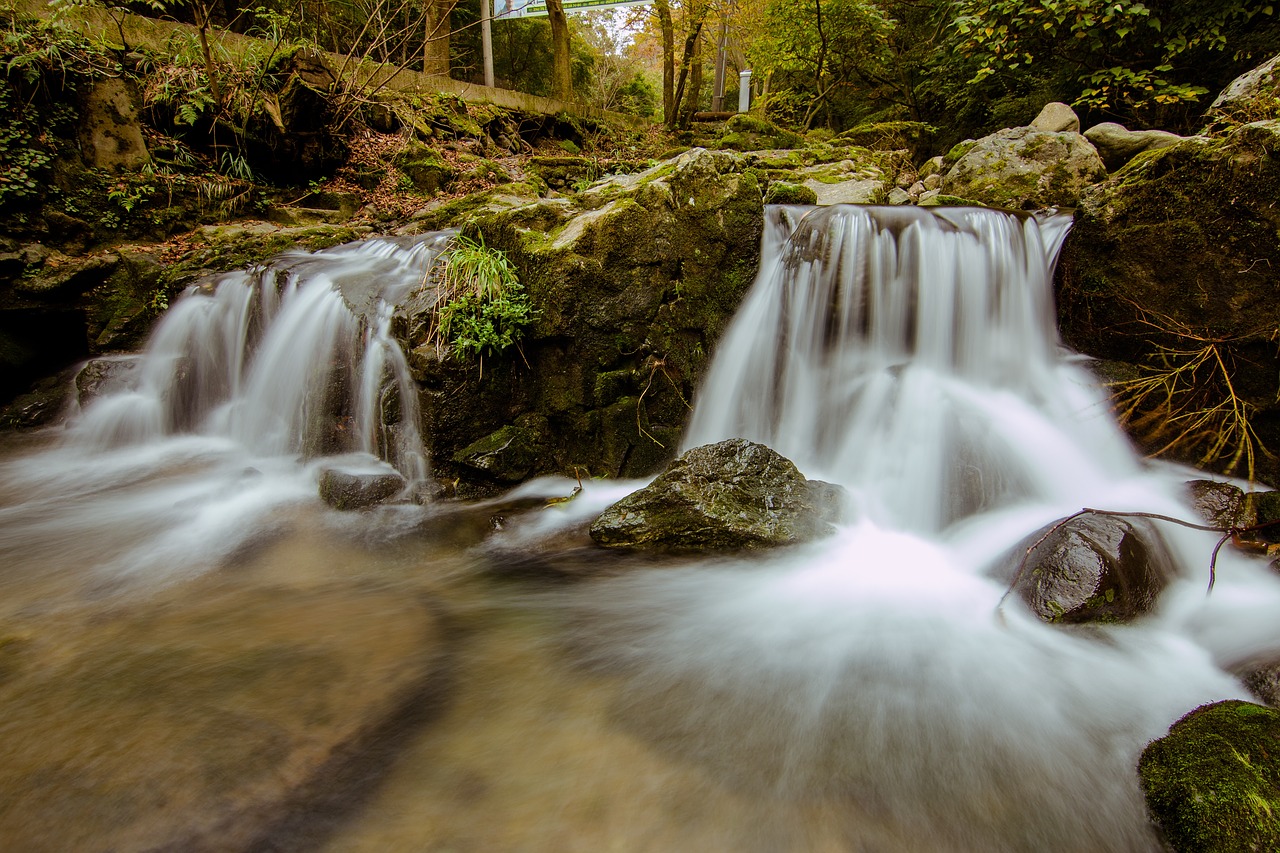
[75, 355, 142, 407]
[0, 581, 447, 852]
[1029, 102, 1080, 133]
[318, 462, 407, 509]
[394, 143, 457, 194]
[1241, 664, 1280, 708]
[1084, 122, 1184, 171]
[413, 147, 764, 489]
[1250, 490, 1280, 544]
[589, 438, 846, 551]
[451, 417, 548, 483]
[1139, 700, 1280, 852]
[77, 78, 150, 172]
[1011, 513, 1175, 623]
[1185, 480, 1251, 529]
[940, 127, 1106, 209]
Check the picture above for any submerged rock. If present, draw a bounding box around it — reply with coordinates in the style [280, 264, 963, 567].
[1011, 513, 1175, 623]
[941, 127, 1106, 209]
[74, 355, 142, 407]
[589, 438, 846, 551]
[1139, 700, 1280, 852]
[0, 581, 448, 852]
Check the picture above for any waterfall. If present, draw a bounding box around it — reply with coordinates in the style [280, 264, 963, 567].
[685, 205, 1137, 531]
[69, 233, 450, 484]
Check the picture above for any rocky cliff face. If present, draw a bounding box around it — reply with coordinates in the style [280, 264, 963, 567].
[396, 149, 765, 491]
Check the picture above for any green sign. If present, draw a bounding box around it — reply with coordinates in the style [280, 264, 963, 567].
[494, 0, 647, 18]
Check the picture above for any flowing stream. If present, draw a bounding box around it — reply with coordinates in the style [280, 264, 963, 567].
[2, 208, 1279, 851]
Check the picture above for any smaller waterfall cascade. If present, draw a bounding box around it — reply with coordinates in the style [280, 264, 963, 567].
[70, 233, 451, 483]
[686, 204, 1134, 532]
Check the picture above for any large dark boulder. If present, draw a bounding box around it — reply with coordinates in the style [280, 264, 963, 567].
[588, 438, 846, 551]
[1010, 513, 1176, 624]
[1056, 119, 1280, 481]
[1140, 700, 1280, 852]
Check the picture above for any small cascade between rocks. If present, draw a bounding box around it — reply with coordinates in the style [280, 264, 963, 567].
[686, 204, 1131, 531]
[71, 233, 450, 484]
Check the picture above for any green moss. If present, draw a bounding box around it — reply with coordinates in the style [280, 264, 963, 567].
[943, 140, 978, 168]
[1140, 700, 1280, 853]
[763, 181, 817, 205]
[916, 194, 983, 207]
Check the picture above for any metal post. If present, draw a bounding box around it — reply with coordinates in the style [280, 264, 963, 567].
[738, 69, 751, 112]
[481, 0, 495, 88]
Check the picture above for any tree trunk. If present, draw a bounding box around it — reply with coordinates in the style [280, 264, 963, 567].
[655, 0, 675, 123]
[681, 34, 703, 128]
[547, 0, 573, 100]
[422, 0, 451, 77]
[669, 9, 707, 129]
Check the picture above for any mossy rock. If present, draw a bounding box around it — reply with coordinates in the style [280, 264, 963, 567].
[1056, 121, 1280, 481]
[589, 438, 846, 551]
[393, 144, 456, 194]
[836, 121, 935, 152]
[940, 127, 1105, 210]
[1140, 700, 1280, 852]
[716, 114, 804, 151]
[451, 420, 547, 483]
[763, 181, 818, 205]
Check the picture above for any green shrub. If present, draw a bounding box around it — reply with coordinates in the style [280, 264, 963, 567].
[433, 233, 533, 361]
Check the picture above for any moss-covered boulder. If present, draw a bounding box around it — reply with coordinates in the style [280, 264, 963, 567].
[394, 144, 456, 195]
[1056, 121, 1280, 481]
[941, 126, 1106, 209]
[589, 438, 846, 551]
[714, 114, 805, 152]
[763, 181, 817, 205]
[1207, 53, 1280, 126]
[1139, 700, 1280, 852]
[1010, 513, 1176, 624]
[401, 148, 764, 490]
